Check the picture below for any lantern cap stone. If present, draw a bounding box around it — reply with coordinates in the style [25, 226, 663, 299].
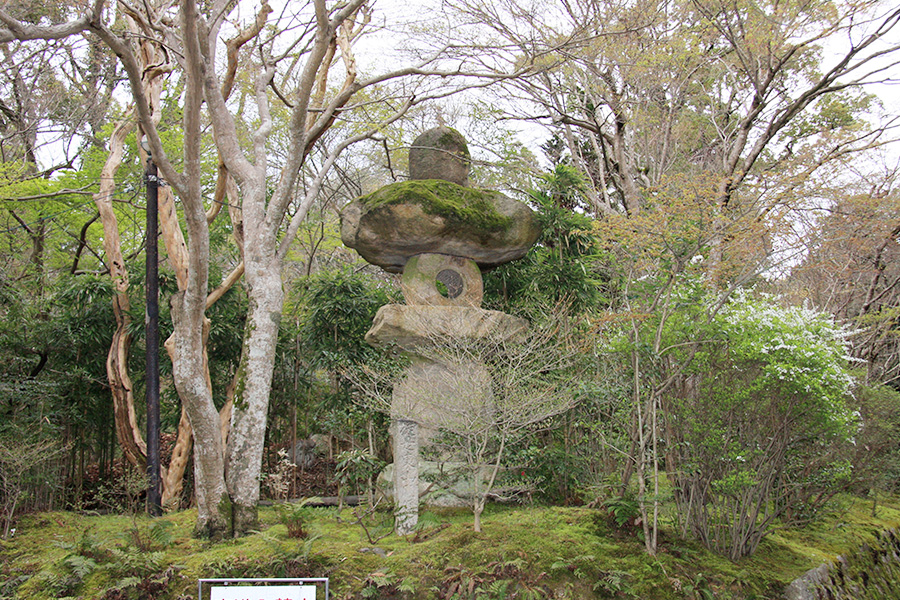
[340, 179, 540, 273]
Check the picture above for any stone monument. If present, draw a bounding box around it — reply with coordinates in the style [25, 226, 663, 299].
[341, 126, 540, 534]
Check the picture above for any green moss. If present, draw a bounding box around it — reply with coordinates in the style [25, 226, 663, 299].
[233, 361, 248, 411]
[357, 179, 513, 234]
[436, 128, 470, 157]
[5, 496, 900, 599]
[216, 493, 233, 537]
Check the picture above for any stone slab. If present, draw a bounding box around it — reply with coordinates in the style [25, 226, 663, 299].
[364, 304, 528, 350]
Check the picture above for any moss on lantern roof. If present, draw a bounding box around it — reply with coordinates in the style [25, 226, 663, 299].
[357, 179, 513, 234]
[432, 127, 470, 158]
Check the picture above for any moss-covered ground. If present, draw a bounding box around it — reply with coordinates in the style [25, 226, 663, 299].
[2, 493, 899, 600]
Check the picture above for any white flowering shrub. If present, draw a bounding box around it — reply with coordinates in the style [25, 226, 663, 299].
[716, 291, 856, 427]
[658, 289, 859, 559]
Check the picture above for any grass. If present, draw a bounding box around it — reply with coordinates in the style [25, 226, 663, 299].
[2, 493, 900, 599]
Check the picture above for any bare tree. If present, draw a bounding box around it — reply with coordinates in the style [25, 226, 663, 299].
[355, 312, 582, 532]
[0, 433, 67, 538]
[786, 167, 900, 386]
[444, 0, 900, 232]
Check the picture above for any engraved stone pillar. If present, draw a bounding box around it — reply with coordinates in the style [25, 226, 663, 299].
[393, 418, 419, 535]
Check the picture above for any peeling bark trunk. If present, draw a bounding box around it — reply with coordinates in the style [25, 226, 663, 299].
[158, 185, 190, 288]
[94, 115, 147, 471]
[108, 301, 146, 468]
[131, 6, 198, 509]
[156, 181, 196, 508]
[161, 409, 192, 507]
[219, 364, 241, 448]
[95, 107, 194, 509]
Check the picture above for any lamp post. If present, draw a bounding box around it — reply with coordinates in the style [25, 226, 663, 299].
[142, 138, 162, 517]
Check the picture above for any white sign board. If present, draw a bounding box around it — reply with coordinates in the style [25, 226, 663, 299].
[210, 585, 316, 600]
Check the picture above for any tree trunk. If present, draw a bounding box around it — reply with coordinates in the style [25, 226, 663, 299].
[94, 116, 148, 471]
[226, 261, 283, 535]
[473, 502, 483, 533]
[161, 410, 192, 508]
[137, 8, 195, 508]
[171, 294, 228, 538]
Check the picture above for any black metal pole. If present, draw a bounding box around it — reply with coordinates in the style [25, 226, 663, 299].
[145, 156, 162, 517]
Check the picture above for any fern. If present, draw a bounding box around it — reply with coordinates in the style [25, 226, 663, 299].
[414, 510, 442, 531]
[104, 547, 165, 578]
[398, 577, 417, 594]
[500, 557, 526, 570]
[63, 554, 97, 579]
[148, 520, 174, 548]
[485, 579, 510, 598]
[368, 571, 395, 587]
[550, 558, 569, 572]
[116, 576, 143, 589]
[52, 539, 75, 551]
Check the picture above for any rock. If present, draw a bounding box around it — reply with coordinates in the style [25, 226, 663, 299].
[290, 438, 317, 469]
[289, 434, 332, 466]
[379, 460, 497, 508]
[784, 563, 830, 600]
[364, 304, 528, 351]
[309, 433, 332, 456]
[408, 126, 470, 185]
[341, 180, 540, 273]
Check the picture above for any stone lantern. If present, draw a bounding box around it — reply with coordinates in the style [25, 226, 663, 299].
[341, 127, 540, 533]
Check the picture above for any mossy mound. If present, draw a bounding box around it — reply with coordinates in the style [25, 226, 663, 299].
[341, 180, 540, 273]
[5, 496, 900, 600]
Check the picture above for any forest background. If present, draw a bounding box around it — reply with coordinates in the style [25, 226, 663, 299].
[0, 0, 900, 566]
